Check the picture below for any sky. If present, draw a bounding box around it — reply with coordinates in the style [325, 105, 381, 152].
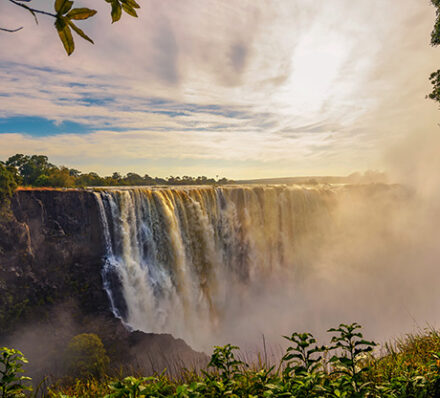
[0, 0, 439, 179]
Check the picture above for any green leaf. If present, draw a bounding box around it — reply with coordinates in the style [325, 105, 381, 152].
[54, 0, 63, 12]
[68, 21, 94, 44]
[124, 0, 140, 9]
[355, 339, 377, 347]
[121, 3, 138, 17]
[55, 0, 74, 15]
[67, 8, 97, 20]
[55, 17, 75, 55]
[110, 1, 122, 23]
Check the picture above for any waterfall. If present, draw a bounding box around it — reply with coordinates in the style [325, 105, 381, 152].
[93, 185, 337, 346]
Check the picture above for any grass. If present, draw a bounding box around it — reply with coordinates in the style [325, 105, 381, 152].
[367, 328, 440, 381]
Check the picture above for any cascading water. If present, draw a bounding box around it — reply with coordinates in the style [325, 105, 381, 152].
[94, 185, 336, 347]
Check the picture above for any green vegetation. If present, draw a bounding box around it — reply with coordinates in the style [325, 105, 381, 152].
[0, 154, 232, 195]
[2, 0, 140, 55]
[64, 334, 110, 380]
[430, 0, 440, 102]
[3, 323, 440, 397]
[0, 347, 32, 397]
[0, 163, 19, 206]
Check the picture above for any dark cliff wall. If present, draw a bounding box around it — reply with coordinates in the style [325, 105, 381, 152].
[12, 190, 105, 277]
[0, 190, 108, 333]
[0, 190, 207, 380]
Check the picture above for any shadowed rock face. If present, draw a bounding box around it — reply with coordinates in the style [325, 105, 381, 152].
[0, 190, 108, 332]
[0, 190, 207, 380]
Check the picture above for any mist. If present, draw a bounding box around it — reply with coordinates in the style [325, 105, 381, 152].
[210, 128, 440, 355]
[84, 174, 436, 357]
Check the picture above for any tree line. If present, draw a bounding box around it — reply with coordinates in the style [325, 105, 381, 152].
[0, 153, 232, 203]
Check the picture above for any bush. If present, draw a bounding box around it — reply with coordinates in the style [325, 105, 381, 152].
[0, 347, 32, 397]
[64, 333, 110, 380]
[17, 324, 440, 397]
[0, 164, 18, 206]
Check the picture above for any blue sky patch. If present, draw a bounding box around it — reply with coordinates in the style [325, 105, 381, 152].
[0, 116, 92, 136]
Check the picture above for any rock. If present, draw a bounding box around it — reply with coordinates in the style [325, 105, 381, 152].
[0, 190, 207, 380]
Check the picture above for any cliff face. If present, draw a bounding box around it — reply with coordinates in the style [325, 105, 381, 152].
[12, 190, 104, 273]
[0, 190, 108, 331]
[0, 190, 207, 379]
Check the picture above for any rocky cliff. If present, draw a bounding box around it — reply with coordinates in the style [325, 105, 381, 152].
[0, 189, 206, 380]
[0, 190, 107, 331]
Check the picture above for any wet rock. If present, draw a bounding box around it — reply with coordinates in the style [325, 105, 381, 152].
[0, 190, 207, 377]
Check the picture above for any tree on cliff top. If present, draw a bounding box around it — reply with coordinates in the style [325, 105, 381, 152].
[1, 0, 140, 55]
[6, 154, 55, 186]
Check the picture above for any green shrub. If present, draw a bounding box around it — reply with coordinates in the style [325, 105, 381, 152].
[21, 324, 440, 397]
[0, 164, 18, 206]
[0, 347, 32, 398]
[64, 334, 110, 380]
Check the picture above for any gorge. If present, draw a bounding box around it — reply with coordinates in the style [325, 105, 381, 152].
[2, 182, 439, 375]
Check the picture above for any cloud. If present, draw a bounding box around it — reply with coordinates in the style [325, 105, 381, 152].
[229, 43, 248, 74]
[151, 15, 180, 85]
[0, 0, 439, 178]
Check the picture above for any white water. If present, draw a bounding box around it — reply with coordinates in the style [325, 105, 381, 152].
[93, 183, 431, 350]
[93, 185, 340, 345]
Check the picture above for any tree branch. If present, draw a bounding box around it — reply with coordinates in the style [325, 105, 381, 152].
[8, 0, 57, 19]
[0, 26, 23, 32]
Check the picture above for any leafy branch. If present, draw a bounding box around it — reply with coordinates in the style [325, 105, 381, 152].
[1, 0, 141, 55]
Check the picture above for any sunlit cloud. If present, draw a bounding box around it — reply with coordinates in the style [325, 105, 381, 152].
[0, 0, 439, 178]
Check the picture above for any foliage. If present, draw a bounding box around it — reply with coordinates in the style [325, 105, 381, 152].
[105, 375, 175, 398]
[428, 70, 440, 103]
[431, 0, 440, 46]
[6, 154, 54, 186]
[44, 323, 440, 397]
[282, 332, 325, 376]
[1, 323, 439, 397]
[366, 329, 440, 383]
[64, 334, 110, 380]
[0, 347, 32, 398]
[0, 163, 19, 206]
[48, 377, 113, 398]
[207, 344, 245, 380]
[327, 322, 377, 393]
[2, 0, 140, 55]
[430, 0, 440, 103]
[2, 153, 233, 188]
